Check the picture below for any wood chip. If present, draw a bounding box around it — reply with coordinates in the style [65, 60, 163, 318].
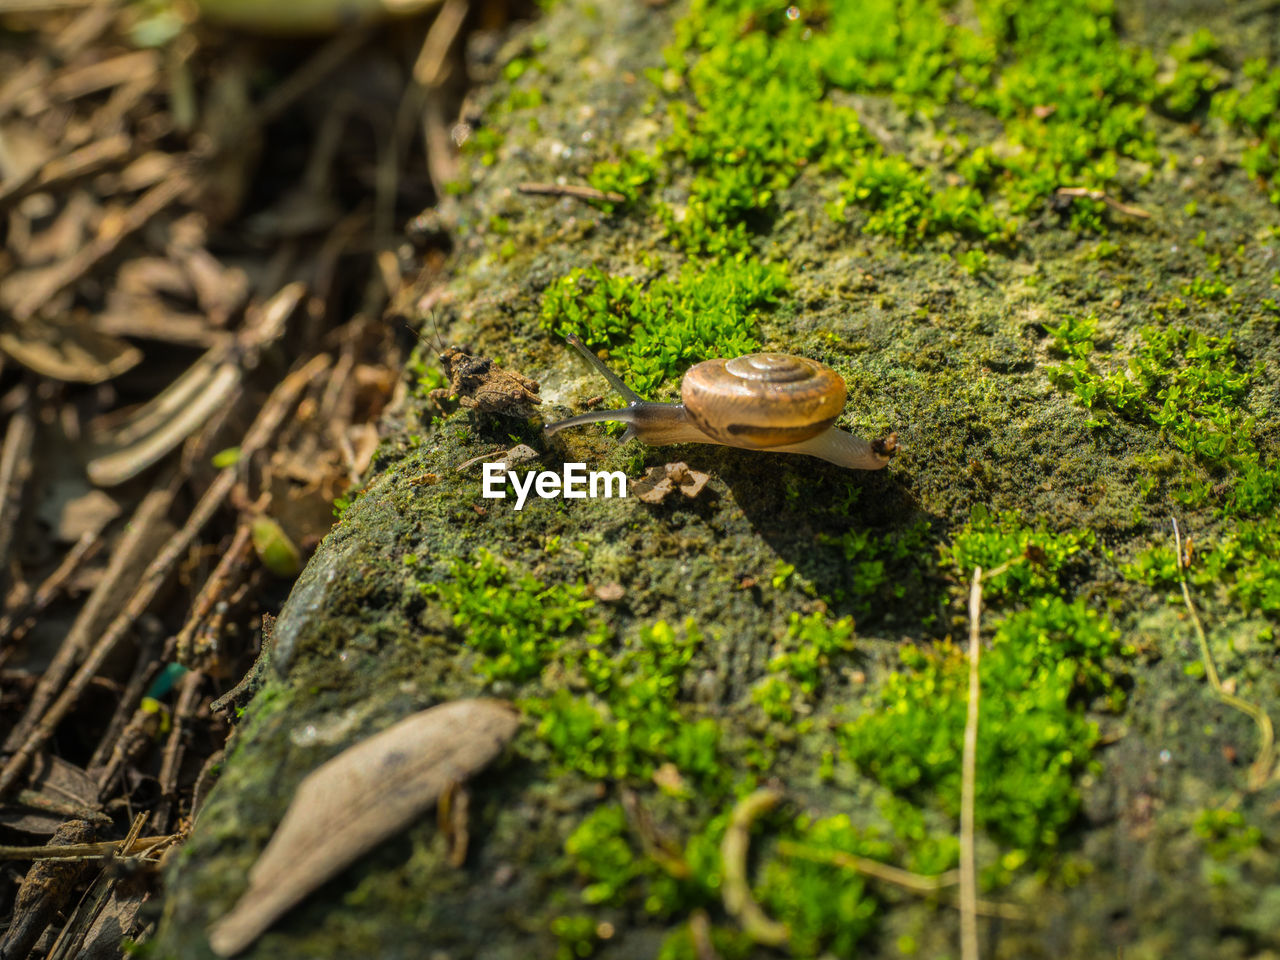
[633, 462, 711, 504]
[593, 582, 625, 602]
[206, 699, 520, 957]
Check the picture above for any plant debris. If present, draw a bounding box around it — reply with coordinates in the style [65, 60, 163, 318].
[206, 699, 520, 957]
[633, 461, 711, 504]
[0, 0, 521, 952]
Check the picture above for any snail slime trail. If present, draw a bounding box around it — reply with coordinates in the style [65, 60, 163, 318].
[482, 462, 626, 510]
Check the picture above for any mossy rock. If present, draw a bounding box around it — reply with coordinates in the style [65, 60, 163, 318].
[155, 1, 1280, 958]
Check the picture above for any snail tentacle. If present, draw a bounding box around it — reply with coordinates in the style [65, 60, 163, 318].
[543, 402, 715, 446]
[564, 334, 643, 405]
[545, 335, 713, 445]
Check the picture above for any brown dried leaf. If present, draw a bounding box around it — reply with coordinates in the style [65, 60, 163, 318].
[0, 320, 141, 383]
[0, 756, 103, 836]
[87, 357, 242, 486]
[207, 699, 520, 957]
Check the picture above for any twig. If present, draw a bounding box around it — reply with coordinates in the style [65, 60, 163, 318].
[1054, 186, 1150, 219]
[0, 354, 331, 797]
[87, 630, 162, 780]
[775, 842, 1025, 920]
[3, 482, 175, 753]
[0, 385, 36, 606]
[153, 669, 204, 831]
[688, 909, 721, 960]
[0, 132, 132, 210]
[0, 834, 176, 861]
[721, 788, 789, 947]
[517, 182, 626, 205]
[779, 841, 958, 892]
[170, 521, 254, 665]
[960, 567, 983, 960]
[1172, 518, 1275, 790]
[0, 528, 102, 646]
[619, 784, 691, 879]
[413, 0, 469, 88]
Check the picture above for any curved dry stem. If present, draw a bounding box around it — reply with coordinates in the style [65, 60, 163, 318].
[1172, 518, 1275, 791]
[721, 788, 789, 948]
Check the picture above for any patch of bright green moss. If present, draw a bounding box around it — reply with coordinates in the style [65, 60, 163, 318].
[1212, 57, 1280, 205]
[752, 611, 855, 723]
[420, 549, 598, 682]
[1158, 30, 1226, 117]
[842, 511, 1129, 866]
[529, 620, 724, 791]
[1047, 316, 1255, 474]
[756, 814, 891, 956]
[1193, 807, 1263, 861]
[585, 0, 1191, 259]
[539, 261, 785, 396]
[1046, 304, 1280, 620]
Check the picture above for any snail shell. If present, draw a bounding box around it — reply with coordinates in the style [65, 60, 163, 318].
[682, 354, 846, 449]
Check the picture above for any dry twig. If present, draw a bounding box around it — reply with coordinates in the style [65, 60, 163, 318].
[0, 354, 331, 797]
[0, 386, 36, 606]
[1172, 518, 1275, 790]
[720, 788, 789, 948]
[517, 181, 626, 205]
[960, 566, 982, 960]
[1054, 186, 1150, 219]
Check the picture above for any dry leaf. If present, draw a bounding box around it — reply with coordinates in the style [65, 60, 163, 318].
[86, 355, 242, 487]
[207, 699, 520, 957]
[0, 319, 141, 383]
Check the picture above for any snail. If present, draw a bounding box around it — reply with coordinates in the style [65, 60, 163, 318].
[543, 335, 897, 470]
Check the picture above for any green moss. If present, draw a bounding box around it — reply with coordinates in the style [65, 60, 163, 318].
[529, 620, 723, 790]
[818, 518, 939, 619]
[1047, 319, 1255, 473]
[421, 549, 597, 682]
[1193, 808, 1263, 861]
[758, 814, 890, 956]
[539, 261, 786, 396]
[461, 125, 504, 167]
[841, 513, 1128, 868]
[550, 913, 601, 960]
[946, 505, 1095, 604]
[579, 0, 1193, 260]
[1046, 297, 1280, 620]
[752, 611, 856, 723]
[1212, 57, 1280, 205]
[1159, 31, 1226, 118]
[832, 154, 1014, 248]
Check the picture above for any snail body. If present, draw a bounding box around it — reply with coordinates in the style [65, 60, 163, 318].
[543, 336, 896, 470]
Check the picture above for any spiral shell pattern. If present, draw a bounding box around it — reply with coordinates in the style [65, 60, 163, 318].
[681, 353, 847, 449]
